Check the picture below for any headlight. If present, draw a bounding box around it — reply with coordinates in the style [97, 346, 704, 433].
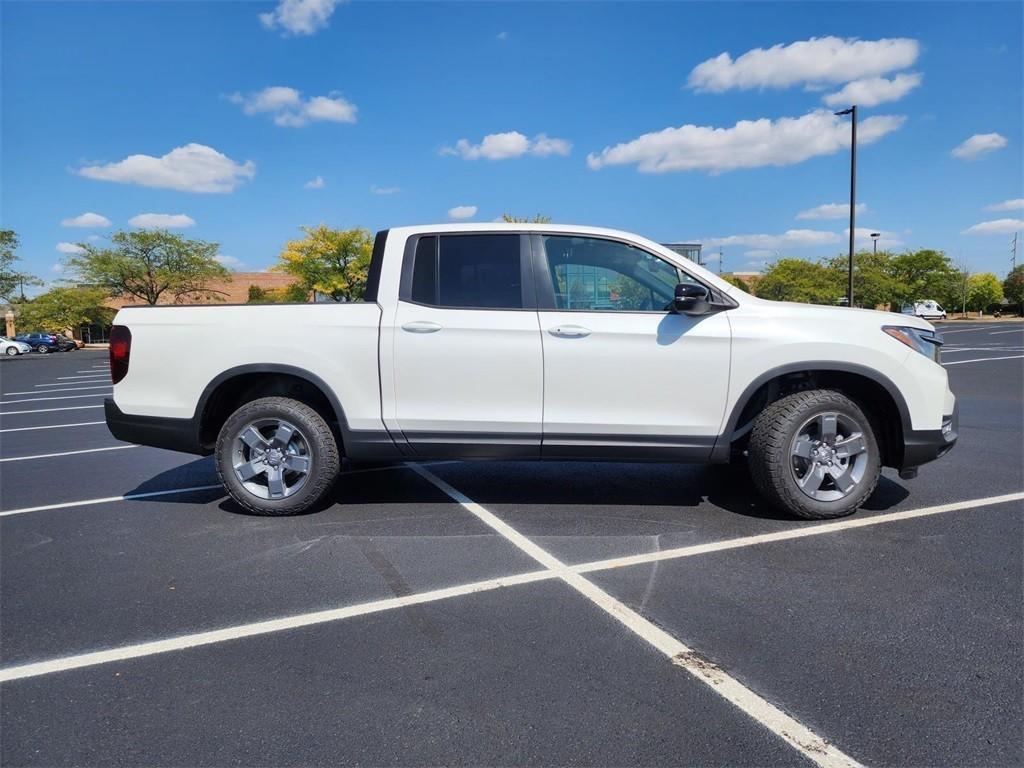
[883, 325, 943, 363]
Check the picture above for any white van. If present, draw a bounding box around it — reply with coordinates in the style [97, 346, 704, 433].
[902, 300, 947, 320]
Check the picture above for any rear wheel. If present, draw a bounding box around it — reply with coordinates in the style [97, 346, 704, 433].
[748, 389, 880, 520]
[36, 344, 49, 354]
[215, 396, 340, 516]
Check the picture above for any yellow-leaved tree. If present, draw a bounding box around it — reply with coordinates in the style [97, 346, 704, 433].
[273, 225, 373, 302]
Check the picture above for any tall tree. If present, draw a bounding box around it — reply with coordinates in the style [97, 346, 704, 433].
[966, 273, 1004, 312]
[825, 250, 899, 309]
[273, 225, 373, 302]
[0, 229, 40, 302]
[1003, 265, 1024, 314]
[65, 229, 229, 305]
[889, 249, 957, 306]
[16, 286, 114, 333]
[756, 259, 844, 305]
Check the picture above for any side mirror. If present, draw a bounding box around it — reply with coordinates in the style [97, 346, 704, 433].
[673, 283, 710, 315]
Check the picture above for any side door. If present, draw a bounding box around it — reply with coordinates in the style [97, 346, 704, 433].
[389, 232, 544, 458]
[534, 234, 733, 460]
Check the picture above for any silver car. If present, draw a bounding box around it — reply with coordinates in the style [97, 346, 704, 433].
[0, 336, 32, 356]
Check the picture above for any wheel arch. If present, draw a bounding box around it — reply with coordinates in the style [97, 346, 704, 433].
[715, 362, 911, 467]
[194, 364, 351, 453]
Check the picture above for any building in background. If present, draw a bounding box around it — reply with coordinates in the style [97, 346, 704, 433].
[662, 242, 703, 264]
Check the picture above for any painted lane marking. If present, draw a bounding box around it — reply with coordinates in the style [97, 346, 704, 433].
[0, 445, 139, 463]
[990, 328, 1024, 335]
[0, 486, 1018, 709]
[0, 393, 110, 405]
[572, 492, 1024, 575]
[56, 375, 113, 380]
[0, 484, 224, 518]
[0, 421, 106, 433]
[0, 405, 102, 416]
[944, 355, 1024, 366]
[3, 386, 111, 396]
[409, 464, 863, 768]
[34, 382, 110, 388]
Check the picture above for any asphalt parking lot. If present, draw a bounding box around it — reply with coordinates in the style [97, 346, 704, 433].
[1, 323, 1021, 767]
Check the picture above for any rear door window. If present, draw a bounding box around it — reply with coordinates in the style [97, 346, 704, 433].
[408, 234, 523, 309]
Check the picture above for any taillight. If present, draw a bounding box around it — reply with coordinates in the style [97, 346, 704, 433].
[109, 325, 131, 384]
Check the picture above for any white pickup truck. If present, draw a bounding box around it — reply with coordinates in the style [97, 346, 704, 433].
[105, 224, 957, 519]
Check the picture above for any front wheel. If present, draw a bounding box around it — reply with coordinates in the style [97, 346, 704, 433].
[35, 344, 49, 354]
[215, 396, 340, 516]
[5, 347, 17, 356]
[748, 389, 880, 520]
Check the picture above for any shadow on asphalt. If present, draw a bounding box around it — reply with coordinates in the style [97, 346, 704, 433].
[126, 456, 910, 523]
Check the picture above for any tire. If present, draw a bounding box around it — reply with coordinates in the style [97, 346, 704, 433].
[215, 396, 340, 516]
[5, 347, 17, 356]
[748, 389, 881, 520]
[36, 344, 49, 354]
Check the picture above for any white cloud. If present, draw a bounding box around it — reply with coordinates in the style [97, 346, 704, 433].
[56, 242, 85, 254]
[951, 133, 1007, 160]
[699, 230, 839, 250]
[448, 205, 478, 220]
[687, 36, 919, 92]
[259, 0, 344, 35]
[846, 227, 904, 249]
[986, 198, 1024, 212]
[304, 176, 325, 189]
[229, 87, 357, 127]
[441, 131, 572, 160]
[78, 143, 255, 193]
[60, 212, 110, 228]
[497, 31, 508, 41]
[822, 72, 922, 108]
[214, 254, 245, 269]
[128, 213, 196, 229]
[961, 218, 1024, 235]
[587, 110, 904, 174]
[796, 202, 867, 220]
[370, 185, 400, 195]
[743, 249, 776, 259]
[51, 263, 65, 273]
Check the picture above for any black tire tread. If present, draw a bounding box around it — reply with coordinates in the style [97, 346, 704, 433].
[215, 396, 340, 516]
[748, 389, 880, 520]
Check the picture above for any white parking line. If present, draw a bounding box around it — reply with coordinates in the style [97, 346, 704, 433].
[4, 386, 111, 396]
[35, 382, 109, 388]
[935, 326, 990, 334]
[0, 445, 139, 463]
[0, 393, 110, 404]
[990, 328, 1024, 335]
[945, 355, 1024, 366]
[408, 464, 862, 768]
[0, 484, 223, 518]
[0, 404, 103, 416]
[57, 375, 113, 380]
[0, 421, 106, 433]
[0, 484, 1017, 727]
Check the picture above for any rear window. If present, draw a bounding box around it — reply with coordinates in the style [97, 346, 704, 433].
[408, 234, 522, 309]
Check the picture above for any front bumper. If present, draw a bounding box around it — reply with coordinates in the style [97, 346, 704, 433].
[900, 405, 958, 473]
[105, 398, 205, 455]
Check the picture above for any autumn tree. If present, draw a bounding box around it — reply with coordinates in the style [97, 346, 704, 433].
[272, 225, 373, 302]
[966, 272, 1004, 312]
[64, 229, 229, 305]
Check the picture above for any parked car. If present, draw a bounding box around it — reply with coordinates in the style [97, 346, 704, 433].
[902, 300, 947, 321]
[14, 332, 66, 353]
[105, 224, 957, 520]
[55, 334, 79, 351]
[0, 336, 32, 356]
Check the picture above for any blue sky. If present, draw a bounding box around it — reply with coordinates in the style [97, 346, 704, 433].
[3, 1, 1022, 287]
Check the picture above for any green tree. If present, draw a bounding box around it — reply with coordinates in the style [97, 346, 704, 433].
[966, 272, 1004, 312]
[0, 229, 41, 301]
[1003, 265, 1024, 314]
[888, 249, 957, 307]
[16, 286, 114, 333]
[501, 214, 551, 223]
[824, 250, 901, 309]
[247, 283, 310, 304]
[64, 229, 229, 305]
[720, 274, 750, 292]
[756, 258, 844, 305]
[273, 225, 372, 302]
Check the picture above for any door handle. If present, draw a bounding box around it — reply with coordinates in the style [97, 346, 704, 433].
[401, 321, 443, 333]
[548, 325, 591, 338]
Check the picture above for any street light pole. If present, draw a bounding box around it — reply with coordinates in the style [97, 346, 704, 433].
[871, 232, 881, 255]
[835, 105, 857, 307]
